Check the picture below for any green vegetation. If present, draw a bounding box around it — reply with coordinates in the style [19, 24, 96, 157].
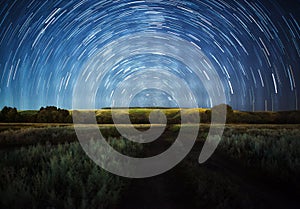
[174, 126, 300, 209]
[96, 106, 300, 124]
[0, 127, 76, 148]
[1, 105, 300, 124]
[219, 128, 300, 187]
[1, 106, 72, 123]
[0, 110, 299, 208]
[178, 159, 248, 209]
[0, 125, 153, 148]
[0, 106, 20, 122]
[0, 138, 142, 209]
[116, 125, 300, 209]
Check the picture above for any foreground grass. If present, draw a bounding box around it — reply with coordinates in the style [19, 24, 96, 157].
[218, 127, 300, 188]
[181, 127, 300, 208]
[0, 124, 300, 208]
[0, 139, 142, 209]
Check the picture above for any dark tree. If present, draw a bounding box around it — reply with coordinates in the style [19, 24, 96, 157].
[37, 106, 71, 123]
[0, 111, 3, 121]
[1, 106, 19, 122]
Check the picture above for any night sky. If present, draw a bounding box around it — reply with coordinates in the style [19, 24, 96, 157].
[0, 0, 299, 111]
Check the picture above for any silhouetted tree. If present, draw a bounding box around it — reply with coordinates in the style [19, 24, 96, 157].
[1, 106, 12, 115]
[0, 111, 3, 121]
[37, 106, 71, 123]
[1, 106, 19, 122]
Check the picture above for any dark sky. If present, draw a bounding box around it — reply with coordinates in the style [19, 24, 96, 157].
[0, 0, 299, 111]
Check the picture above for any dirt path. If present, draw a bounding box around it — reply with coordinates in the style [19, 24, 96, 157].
[119, 171, 193, 209]
[207, 152, 300, 209]
[119, 137, 195, 209]
[119, 141, 300, 209]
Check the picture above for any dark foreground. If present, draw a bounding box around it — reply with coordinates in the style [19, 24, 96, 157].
[120, 141, 300, 209]
[0, 124, 300, 209]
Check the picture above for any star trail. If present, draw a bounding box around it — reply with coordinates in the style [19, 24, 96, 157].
[0, 0, 299, 111]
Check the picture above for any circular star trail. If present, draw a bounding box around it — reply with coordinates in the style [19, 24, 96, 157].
[0, 0, 299, 111]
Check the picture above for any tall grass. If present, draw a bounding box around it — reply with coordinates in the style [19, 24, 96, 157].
[217, 128, 300, 187]
[0, 138, 142, 209]
[0, 127, 76, 148]
[176, 127, 300, 208]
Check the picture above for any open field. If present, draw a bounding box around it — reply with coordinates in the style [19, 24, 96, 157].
[0, 122, 300, 208]
[1, 123, 299, 146]
[2, 105, 299, 124]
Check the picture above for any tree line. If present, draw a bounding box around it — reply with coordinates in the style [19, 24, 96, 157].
[0, 104, 300, 124]
[0, 106, 72, 123]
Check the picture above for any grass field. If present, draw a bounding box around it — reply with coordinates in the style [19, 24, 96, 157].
[0, 138, 143, 209]
[0, 118, 300, 208]
[14, 106, 300, 124]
